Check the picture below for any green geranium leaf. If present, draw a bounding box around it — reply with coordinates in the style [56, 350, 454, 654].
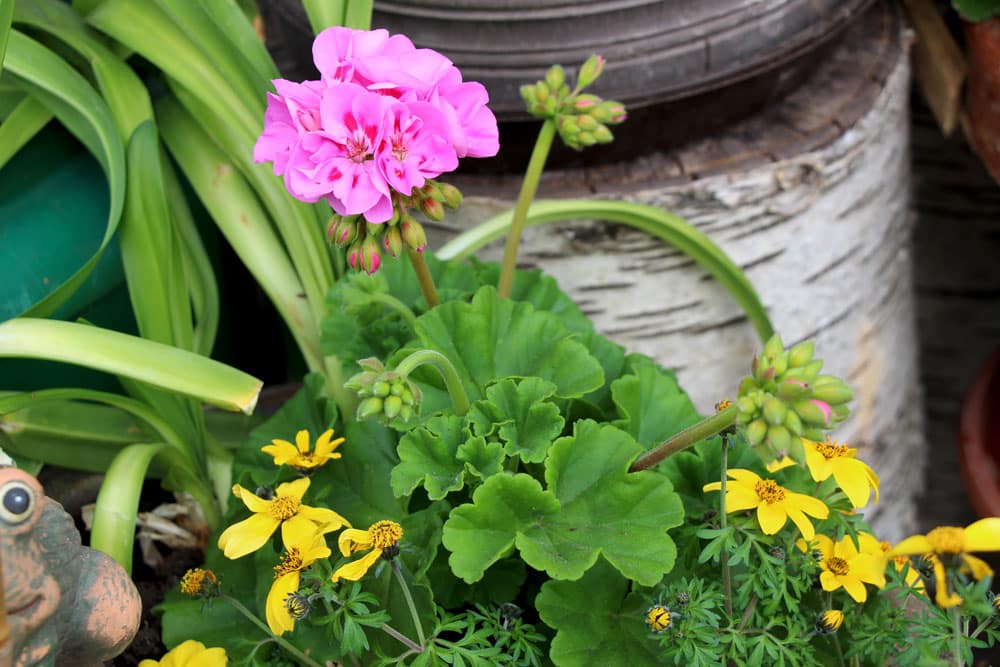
[444, 421, 683, 585]
[611, 354, 701, 449]
[391, 414, 467, 500]
[457, 433, 505, 479]
[467, 377, 564, 463]
[524, 420, 682, 584]
[442, 473, 560, 583]
[472, 260, 594, 334]
[415, 286, 604, 402]
[536, 559, 660, 667]
[577, 331, 628, 416]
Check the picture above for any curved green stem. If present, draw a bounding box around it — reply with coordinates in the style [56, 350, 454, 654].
[497, 119, 557, 298]
[720, 434, 733, 618]
[439, 200, 774, 341]
[222, 595, 322, 667]
[629, 404, 738, 472]
[407, 249, 440, 308]
[367, 292, 419, 332]
[394, 349, 470, 416]
[391, 560, 426, 648]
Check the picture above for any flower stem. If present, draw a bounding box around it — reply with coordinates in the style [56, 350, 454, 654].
[497, 119, 557, 298]
[629, 404, 738, 472]
[392, 560, 427, 648]
[222, 595, 322, 667]
[407, 249, 440, 308]
[367, 292, 419, 332]
[952, 607, 964, 667]
[720, 433, 734, 618]
[393, 349, 471, 415]
[833, 633, 846, 667]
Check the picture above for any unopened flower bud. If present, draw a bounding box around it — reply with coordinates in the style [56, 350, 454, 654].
[591, 100, 627, 124]
[793, 399, 830, 427]
[592, 124, 613, 143]
[763, 334, 785, 361]
[788, 341, 815, 368]
[767, 425, 792, 455]
[577, 131, 597, 146]
[777, 379, 809, 401]
[535, 81, 551, 103]
[401, 219, 427, 252]
[383, 395, 403, 419]
[420, 182, 445, 202]
[420, 196, 445, 221]
[572, 94, 601, 111]
[763, 397, 787, 426]
[577, 54, 606, 90]
[576, 114, 599, 131]
[811, 380, 853, 406]
[557, 115, 580, 136]
[359, 236, 381, 274]
[520, 84, 536, 105]
[347, 241, 363, 270]
[373, 381, 391, 398]
[330, 218, 358, 246]
[746, 418, 768, 446]
[783, 409, 803, 436]
[357, 396, 384, 420]
[545, 64, 566, 91]
[438, 183, 463, 208]
[383, 226, 404, 258]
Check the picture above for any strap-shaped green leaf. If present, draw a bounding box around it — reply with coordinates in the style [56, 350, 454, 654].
[0, 0, 11, 77]
[0, 96, 51, 169]
[0, 319, 261, 414]
[3, 30, 125, 318]
[438, 199, 775, 341]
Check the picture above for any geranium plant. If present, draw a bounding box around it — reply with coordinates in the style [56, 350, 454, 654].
[147, 19, 1000, 667]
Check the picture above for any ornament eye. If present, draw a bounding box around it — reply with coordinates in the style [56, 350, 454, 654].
[0, 481, 34, 524]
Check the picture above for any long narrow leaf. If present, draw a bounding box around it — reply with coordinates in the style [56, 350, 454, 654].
[437, 199, 775, 341]
[90, 442, 165, 573]
[0, 0, 11, 76]
[201, 1, 280, 84]
[0, 319, 262, 413]
[303, 0, 345, 33]
[0, 95, 51, 169]
[156, 97, 325, 374]
[343, 0, 373, 30]
[3, 29, 125, 318]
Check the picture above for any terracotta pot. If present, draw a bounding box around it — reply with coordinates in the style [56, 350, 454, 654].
[965, 18, 1000, 185]
[958, 348, 1000, 516]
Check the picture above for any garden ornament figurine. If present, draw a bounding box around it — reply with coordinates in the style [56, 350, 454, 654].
[0, 466, 141, 666]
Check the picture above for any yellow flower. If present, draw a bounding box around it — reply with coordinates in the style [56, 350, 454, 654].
[857, 533, 923, 590]
[265, 533, 331, 635]
[138, 639, 227, 667]
[815, 609, 844, 634]
[703, 469, 829, 539]
[217, 478, 349, 559]
[889, 519, 1000, 608]
[802, 437, 879, 508]
[331, 520, 403, 582]
[261, 429, 344, 471]
[810, 534, 885, 603]
[179, 568, 219, 599]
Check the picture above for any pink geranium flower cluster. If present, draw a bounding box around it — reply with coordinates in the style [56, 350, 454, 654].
[254, 27, 499, 223]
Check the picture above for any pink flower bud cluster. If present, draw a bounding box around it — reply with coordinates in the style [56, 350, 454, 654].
[254, 27, 499, 223]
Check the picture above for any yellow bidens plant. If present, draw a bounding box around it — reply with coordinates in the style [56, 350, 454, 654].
[261, 428, 345, 472]
[138, 639, 228, 667]
[703, 468, 829, 539]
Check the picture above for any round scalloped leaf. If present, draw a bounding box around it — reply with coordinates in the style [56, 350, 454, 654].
[536, 559, 660, 667]
[466, 377, 564, 463]
[414, 286, 604, 402]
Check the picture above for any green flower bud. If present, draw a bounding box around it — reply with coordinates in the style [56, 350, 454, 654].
[373, 381, 391, 398]
[401, 218, 427, 252]
[763, 397, 787, 426]
[557, 114, 580, 136]
[784, 409, 803, 436]
[535, 80, 551, 102]
[577, 54, 606, 90]
[771, 352, 789, 377]
[763, 334, 784, 360]
[801, 360, 824, 382]
[357, 396, 383, 420]
[545, 64, 566, 91]
[793, 400, 829, 426]
[811, 382, 853, 406]
[777, 379, 809, 401]
[420, 196, 445, 221]
[401, 388, 415, 406]
[737, 396, 757, 416]
[359, 236, 381, 274]
[746, 418, 768, 446]
[383, 395, 403, 419]
[383, 226, 404, 258]
[399, 404, 413, 422]
[577, 131, 597, 146]
[738, 376, 758, 395]
[592, 124, 613, 143]
[592, 100, 626, 124]
[573, 94, 601, 111]
[576, 114, 599, 131]
[390, 380, 404, 396]
[439, 183, 463, 208]
[766, 425, 792, 455]
[788, 341, 815, 368]
[520, 84, 535, 105]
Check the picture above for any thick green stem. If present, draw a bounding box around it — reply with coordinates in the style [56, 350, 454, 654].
[394, 349, 470, 416]
[629, 404, 738, 472]
[392, 560, 426, 648]
[720, 434, 734, 618]
[497, 119, 557, 298]
[407, 249, 440, 308]
[223, 595, 322, 667]
[323, 355, 358, 422]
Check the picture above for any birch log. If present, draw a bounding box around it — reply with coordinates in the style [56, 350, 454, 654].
[432, 4, 921, 540]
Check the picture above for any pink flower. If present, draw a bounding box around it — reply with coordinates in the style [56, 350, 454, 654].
[377, 100, 458, 195]
[253, 79, 323, 175]
[429, 72, 500, 158]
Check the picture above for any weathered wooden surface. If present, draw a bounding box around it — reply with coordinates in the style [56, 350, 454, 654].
[432, 4, 922, 540]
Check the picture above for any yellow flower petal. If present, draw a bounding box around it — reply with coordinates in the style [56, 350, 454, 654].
[785, 507, 816, 540]
[789, 491, 829, 519]
[298, 505, 351, 532]
[840, 575, 868, 603]
[727, 469, 762, 484]
[962, 553, 994, 580]
[725, 485, 761, 512]
[964, 517, 1000, 552]
[218, 513, 280, 559]
[188, 647, 228, 667]
[275, 477, 311, 502]
[162, 639, 205, 667]
[833, 458, 878, 508]
[281, 515, 325, 551]
[338, 528, 376, 557]
[232, 484, 271, 514]
[756, 502, 787, 535]
[261, 440, 299, 465]
[803, 440, 833, 482]
[813, 534, 835, 559]
[266, 571, 300, 636]
[766, 456, 797, 473]
[703, 481, 722, 493]
[887, 534, 933, 557]
[819, 570, 841, 593]
[295, 429, 311, 453]
[834, 535, 860, 561]
[331, 547, 383, 582]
